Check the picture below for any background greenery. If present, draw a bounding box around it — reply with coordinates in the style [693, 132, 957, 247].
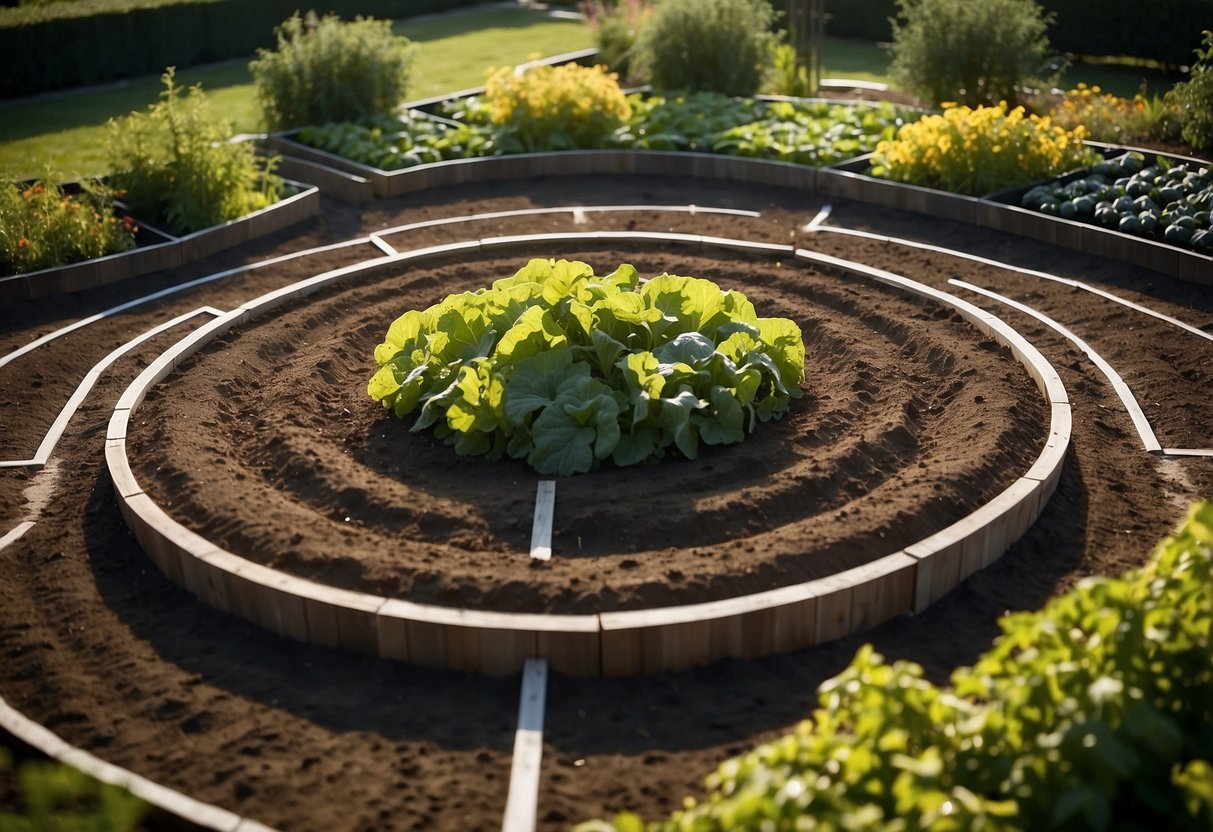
[0, 2, 1191, 180]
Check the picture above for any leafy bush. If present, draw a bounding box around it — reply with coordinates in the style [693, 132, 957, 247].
[249, 11, 417, 131]
[869, 103, 1100, 195]
[1038, 84, 1153, 143]
[632, 0, 777, 95]
[1166, 30, 1213, 153]
[889, 0, 1055, 107]
[482, 63, 632, 152]
[579, 500, 1213, 831]
[302, 92, 914, 171]
[580, 0, 653, 83]
[0, 178, 135, 275]
[0, 746, 149, 831]
[368, 258, 805, 476]
[107, 69, 282, 235]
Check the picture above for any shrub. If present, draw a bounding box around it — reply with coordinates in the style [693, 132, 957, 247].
[0, 178, 135, 275]
[249, 11, 417, 131]
[368, 258, 805, 476]
[580, 0, 653, 83]
[483, 63, 632, 152]
[0, 745, 148, 831]
[869, 103, 1100, 195]
[632, 0, 777, 96]
[579, 500, 1213, 831]
[1166, 30, 1213, 153]
[107, 69, 282, 235]
[889, 0, 1055, 107]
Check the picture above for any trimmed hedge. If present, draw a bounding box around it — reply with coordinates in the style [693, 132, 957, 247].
[824, 0, 1213, 69]
[0, 0, 476, 98]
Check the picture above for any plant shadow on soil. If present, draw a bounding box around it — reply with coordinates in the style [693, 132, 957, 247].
[82, 448, 1089, 758]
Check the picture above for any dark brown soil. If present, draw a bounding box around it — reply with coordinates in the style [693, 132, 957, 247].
[2, 174, 1212, 832]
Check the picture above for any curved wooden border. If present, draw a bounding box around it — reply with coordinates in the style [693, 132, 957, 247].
[0, 181, 321, 304]
[106, 231, 1070, 677]
[262, 139, 1212, 285]
[0, 694, 273, 832]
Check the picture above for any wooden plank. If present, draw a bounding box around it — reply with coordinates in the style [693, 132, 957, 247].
[530, 480, 555, 561]
[502, 658, 548, 832]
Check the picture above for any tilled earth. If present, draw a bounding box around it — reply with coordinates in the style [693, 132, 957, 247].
[1, 174, 1211, 831]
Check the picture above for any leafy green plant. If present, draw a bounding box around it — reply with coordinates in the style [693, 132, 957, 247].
[482, 63, 633, 153]
[0, 746, 149, 831]
[889, 0, 1056, 107]
[107, 68, 282, 235]
[869, 102, 1100, 195]
[249, 11, 417, 131]
[368, 258, 805, 476]
[302, 93, 914, 172]
[579, 500, 1213, 831]
[580, 0, 654, 83]
[1020, 151, 1213, 252]
[632, 0, 778, 95]
[1165, 30, 1213, 153]
[1, 177, 135, 275]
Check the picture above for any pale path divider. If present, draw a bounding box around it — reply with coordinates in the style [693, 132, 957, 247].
[502, 658, 549, 832]
[951, 279, 1213, 458]
[530, 481, 556, 561]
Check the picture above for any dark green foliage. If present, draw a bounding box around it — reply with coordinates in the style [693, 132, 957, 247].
[632, 0, 778, 95]
[1166, 30, 1213, 152]
[889, 0, 1055, 107]
[822, 0, 1213, 70]
[580, 501, 1213, 830]
[0, 0, 473, 98]
[0, 746, 149, 831]
[250, 12, 417, 131]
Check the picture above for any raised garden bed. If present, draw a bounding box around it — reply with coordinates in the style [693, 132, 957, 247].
[0, 179, 321, 303]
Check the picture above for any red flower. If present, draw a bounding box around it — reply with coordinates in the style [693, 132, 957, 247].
[17, 239, 27, 248]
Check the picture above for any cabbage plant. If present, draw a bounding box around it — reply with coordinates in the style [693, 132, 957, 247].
[368, 258, 805, 475]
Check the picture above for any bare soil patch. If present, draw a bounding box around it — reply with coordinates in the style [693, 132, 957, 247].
[1, 175, 1211, 831]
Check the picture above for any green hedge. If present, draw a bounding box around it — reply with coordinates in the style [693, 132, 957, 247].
[824, 0, 1213, 68]
[0, 0, 476, 98]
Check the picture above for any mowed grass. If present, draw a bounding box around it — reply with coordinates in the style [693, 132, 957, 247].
[0, 7, 593, 180]
[1, 8, 1182, 182]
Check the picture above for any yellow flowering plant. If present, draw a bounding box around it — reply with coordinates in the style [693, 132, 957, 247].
[869, 102, 1101, 196]
[483, 62, 632, 153]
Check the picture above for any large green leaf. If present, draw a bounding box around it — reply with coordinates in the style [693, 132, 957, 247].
[757, 316, 807, 389]
[495, 304, 569, 366]
[503, 348, 582, 423]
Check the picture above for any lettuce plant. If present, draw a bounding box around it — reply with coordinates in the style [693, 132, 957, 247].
[368, 258, 805, 476]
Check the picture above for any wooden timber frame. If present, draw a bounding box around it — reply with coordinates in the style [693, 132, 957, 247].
[261, 140, 1213, 285]
[0, 180, 322, 304]
[106, 217, 1073, 677]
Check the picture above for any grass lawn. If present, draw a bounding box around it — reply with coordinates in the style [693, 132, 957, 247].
[820, 37, 1183, 99]
[0, 6, 592, 180]
[0, 8, 1184, 182]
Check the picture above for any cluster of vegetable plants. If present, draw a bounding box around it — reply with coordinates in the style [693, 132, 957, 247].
[368, 258, 805, 476]
[1021, 151, 1213, 252]
[481, 62, 633, 153]
[108, 70, 283, 235]
[869, 102, 1101, 196]
[1, 178, 135, 276]
[297, 85, 913, 173]
[580, 501, 1213, 831]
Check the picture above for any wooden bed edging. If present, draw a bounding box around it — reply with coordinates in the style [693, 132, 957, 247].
[258, 141, 1211, 284]
[0, 181, 321, 304]
[105, 231, 1069, 677]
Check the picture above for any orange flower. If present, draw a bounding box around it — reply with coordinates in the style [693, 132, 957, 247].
[17, 239, 27, 248]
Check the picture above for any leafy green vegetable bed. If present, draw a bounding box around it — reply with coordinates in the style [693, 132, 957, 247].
[297, 93, 915, 172]
[368, 258, 805, 476]
[1019, 151, 1213, 253]
[582, 501, 1213, 830]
